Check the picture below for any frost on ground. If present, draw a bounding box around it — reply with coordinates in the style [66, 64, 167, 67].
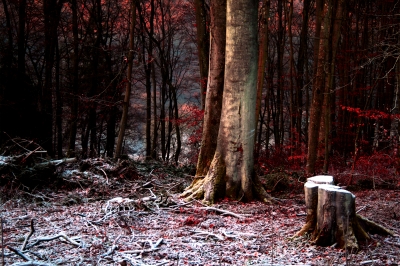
[0, 160, 399, 266]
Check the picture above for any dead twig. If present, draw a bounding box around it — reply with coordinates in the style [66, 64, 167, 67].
[11, 262, 57, 266]
[97, 167, 109, 184]
[383, 239, 400, 247]
[122, 238, 163, 254]
[21, 219, 35, 251]
[101, 235, 121, 257]
[121, 247, 160, 254]
[199, 206, 245, 219]
[6, 246, 31, 261]
[191, 230, 224, 241]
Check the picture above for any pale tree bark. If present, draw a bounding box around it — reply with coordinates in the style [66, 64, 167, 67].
[306, 0, 333, 175]
[115, 0, 137, 158]
[194, 0, 209, 110]
[195, 0, 226, 177]
[183, 0, 274, 204]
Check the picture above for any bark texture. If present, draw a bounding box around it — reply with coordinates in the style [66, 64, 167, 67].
[183, 0, 274, 204]
[295, 176, 394, 250]
[195, 0, 226, 177]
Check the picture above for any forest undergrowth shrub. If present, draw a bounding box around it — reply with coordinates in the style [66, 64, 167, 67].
[331, 151, 399, 190]
[256, 147, 306, 194]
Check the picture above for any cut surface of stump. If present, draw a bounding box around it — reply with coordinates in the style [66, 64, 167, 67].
[294, 175, 393, 249]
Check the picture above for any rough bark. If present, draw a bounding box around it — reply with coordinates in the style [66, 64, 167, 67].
[195, 0, 226, 177]
[295, 176, 394, 250]
[306, 0, 333, 175]
[323, 0, 345, 172]
[182, 0, 274, 204]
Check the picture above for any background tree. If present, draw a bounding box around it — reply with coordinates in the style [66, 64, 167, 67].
[195, 0, 226, 177]
[115, 0, 137, 158]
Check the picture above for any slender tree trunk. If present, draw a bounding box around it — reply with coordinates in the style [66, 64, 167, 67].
[55, 42, 63, 158]
[287, 0, 295, 152]
[323, 0, 345, 173]
[151, 62, 158, 159]
[2, 0, 13, 70]
[18, 0, 26, 80]
[195, 0, 226, 177]
[194, 0, 209, 109]
[42, 0, 64, 156]
[67, 0, 79, 157]
[313, 0, 324, 76]
[171, 85, 181, 164]
[160, 81, 167, 160]
[106, 108, 117, 157]
[275, 0, 285, 147]
[115, 0, 137, 158]
[255, 0, 270, 157]
[306, 0, 333, 175]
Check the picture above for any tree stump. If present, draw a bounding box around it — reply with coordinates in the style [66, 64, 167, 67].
[294, 175, 394, 249]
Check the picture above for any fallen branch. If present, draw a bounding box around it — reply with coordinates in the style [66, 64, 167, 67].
[21, 219, 35, 250]
[11, 262, 57, 266]
[199, 206, 245, 219]
[121, 247, 160, 254]
[101, 235, 121, 257]
[35, 158, 76, 167]
[7, 246, 31, 261]
[191, 230, 224, 241]
[25, 233, 81, 249]
[121, 238, 163, 254]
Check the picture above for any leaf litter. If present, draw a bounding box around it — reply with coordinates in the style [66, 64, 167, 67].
[0, 158, 399, 266]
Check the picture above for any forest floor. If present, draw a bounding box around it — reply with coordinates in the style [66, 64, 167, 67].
[1, 158, 400, 266]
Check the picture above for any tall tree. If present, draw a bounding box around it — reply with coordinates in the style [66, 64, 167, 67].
[306, 0, 333, 175]
[115, 0, 137, 158]
[195, 0, 226, 177]
[67, 0, 80, 158]
[255, 0, 270, 156]
[182, 0, 273, 204]
[41, 0, 65, 156]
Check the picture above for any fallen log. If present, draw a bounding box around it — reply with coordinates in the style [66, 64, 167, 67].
[294, 175, 394, 249]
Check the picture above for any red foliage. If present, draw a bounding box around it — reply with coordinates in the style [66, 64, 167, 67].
[182, 215, 201, 226]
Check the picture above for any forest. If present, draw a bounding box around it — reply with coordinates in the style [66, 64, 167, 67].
[1, 0, 400, 181]
[0, 0, 400, 265]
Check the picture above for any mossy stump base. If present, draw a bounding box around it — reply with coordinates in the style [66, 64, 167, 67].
[294, 175, 394, 250]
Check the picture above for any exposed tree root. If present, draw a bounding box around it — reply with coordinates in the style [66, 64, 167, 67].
[181, 156, 277, 205]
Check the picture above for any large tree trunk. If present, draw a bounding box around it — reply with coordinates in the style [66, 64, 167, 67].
[295, 176, 394, 250]
[182, 0, 274, 204]
[195, 0, 226, 177]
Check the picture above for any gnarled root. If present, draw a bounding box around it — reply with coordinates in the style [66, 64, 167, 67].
[180, 177, 206, 201]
